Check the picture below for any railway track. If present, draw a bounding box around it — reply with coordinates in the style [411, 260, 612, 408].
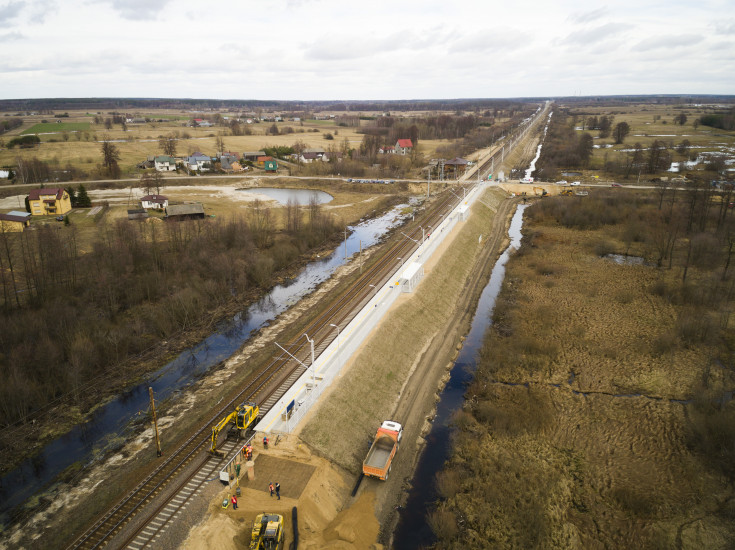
[67, 184, 473, 550]
[67, 104, 552, 550]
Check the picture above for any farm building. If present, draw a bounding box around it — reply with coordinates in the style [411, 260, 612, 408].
[127, 208, 149, 221]
[264, 160, 278, 171]
[165, 203, 205, 220]
[0, 213, 30, 232]
[242, 151, 266, 162]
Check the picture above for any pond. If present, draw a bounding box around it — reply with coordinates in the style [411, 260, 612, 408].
[237, 187, 333, 205]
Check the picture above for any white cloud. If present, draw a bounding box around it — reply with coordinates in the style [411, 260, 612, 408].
[0, 0, 733, 99]
[635, 34, 703, 51]
[568, 7, 608, 24]
[0, 0, 24, 23]
[0, 30, 23, 40]
[98, 0, 171, 20]
[559, 22, 634, 46]
[714, 19, 735, 35]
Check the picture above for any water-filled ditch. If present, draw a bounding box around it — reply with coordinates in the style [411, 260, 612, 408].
[392, 204, 528, 549]
[0, 204, 408, 528]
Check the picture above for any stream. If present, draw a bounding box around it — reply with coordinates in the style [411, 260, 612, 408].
[392, 204, 528, 549]
[0, 204, 408, 528]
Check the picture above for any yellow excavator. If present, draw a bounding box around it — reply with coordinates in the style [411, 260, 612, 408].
[211, 401, 259, 455]
[533, 187, 549, 197]
[249, 513, 284, 549]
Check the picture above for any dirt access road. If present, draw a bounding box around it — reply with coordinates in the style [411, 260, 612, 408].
[182, 186, 518, 549]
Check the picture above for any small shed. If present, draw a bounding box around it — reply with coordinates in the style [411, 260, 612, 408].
[127, 208, 149, 221]
[458, 204, 469, 221]
[398, 262, 424, 293]
[0, 213, 30, 232]
[264, 160, 278, 172]
[165, 203, 205, 220]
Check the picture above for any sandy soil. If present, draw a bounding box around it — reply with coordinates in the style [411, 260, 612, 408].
[182, 435, 381, 550]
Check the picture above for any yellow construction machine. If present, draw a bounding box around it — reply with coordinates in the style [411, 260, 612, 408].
[211, 401, 259, 455]
[533, 187, 549, 197]
[560, 188, 574, 196]
[249, 513, 284, 550]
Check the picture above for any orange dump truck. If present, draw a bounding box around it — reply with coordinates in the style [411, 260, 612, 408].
[362, 421, 403, 480]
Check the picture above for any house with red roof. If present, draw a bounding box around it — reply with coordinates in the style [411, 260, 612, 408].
[395, 139, 413, 155]
[28, 188, 72, 216]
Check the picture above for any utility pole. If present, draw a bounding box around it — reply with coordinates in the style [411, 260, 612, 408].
[359, 240, 362, 272]
[344, 227, 347, 259]
[149, 387, 162, 457]
[427, 171, 431, 198]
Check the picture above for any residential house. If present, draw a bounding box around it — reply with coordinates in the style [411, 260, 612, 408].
[379, 146, 395, 154]
[28, 188, 72, 216]
[322, 151, 343, 162]
[256, 156, 274, 167]
[165, 203, 205, 220]
[220, 157, 244, 173]
[395, 139, 413, 155]
[264, 160, 278, 172]
[154, 155, 177, 172]
[141, 195, 169, 209]
[299, 152, 321, 163]
[186, 152, 212, 172]
[304, 147, 325, 157]
[0, 213, 30, 232]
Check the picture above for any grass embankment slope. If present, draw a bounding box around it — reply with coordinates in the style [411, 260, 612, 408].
[434, 191, 735, 548]
[300, 186, 510, 471]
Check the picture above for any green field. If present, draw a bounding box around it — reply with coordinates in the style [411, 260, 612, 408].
[22, 122, 91, 134]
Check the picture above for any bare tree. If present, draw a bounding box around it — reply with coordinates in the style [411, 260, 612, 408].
[159, 133, 177, 157]
[101, 135, 121, 178]
[613, 122, 630, 144]
[215, 134, 226, 155]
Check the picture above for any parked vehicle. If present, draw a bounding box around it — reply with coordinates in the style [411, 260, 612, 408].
[520, 177, 534, 184]
[556, 180, 568, 185]
[570, 181, 581, 186]
[611, 183, 622, 187]
[363, 421, 403, 480]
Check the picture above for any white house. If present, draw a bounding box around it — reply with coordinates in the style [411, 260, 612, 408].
[186, 152, 212, 171]
[395, 139, 413, 155]
[154, 156, 177, 172]
[141, 195, 169, 209]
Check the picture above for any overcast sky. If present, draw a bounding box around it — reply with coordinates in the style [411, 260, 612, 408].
[1, 0, 733, 101]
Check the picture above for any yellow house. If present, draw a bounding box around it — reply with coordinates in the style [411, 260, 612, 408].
[0, 213, 30, 232]
[28, 188, 72, 216]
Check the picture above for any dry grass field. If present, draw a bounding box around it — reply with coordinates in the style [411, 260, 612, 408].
[435, 191, 735, 548]
[0, 110, 365, 173]
[562, 102, 735, 182]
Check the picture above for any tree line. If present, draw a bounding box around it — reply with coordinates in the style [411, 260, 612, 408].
[0, 202, 339, 429]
